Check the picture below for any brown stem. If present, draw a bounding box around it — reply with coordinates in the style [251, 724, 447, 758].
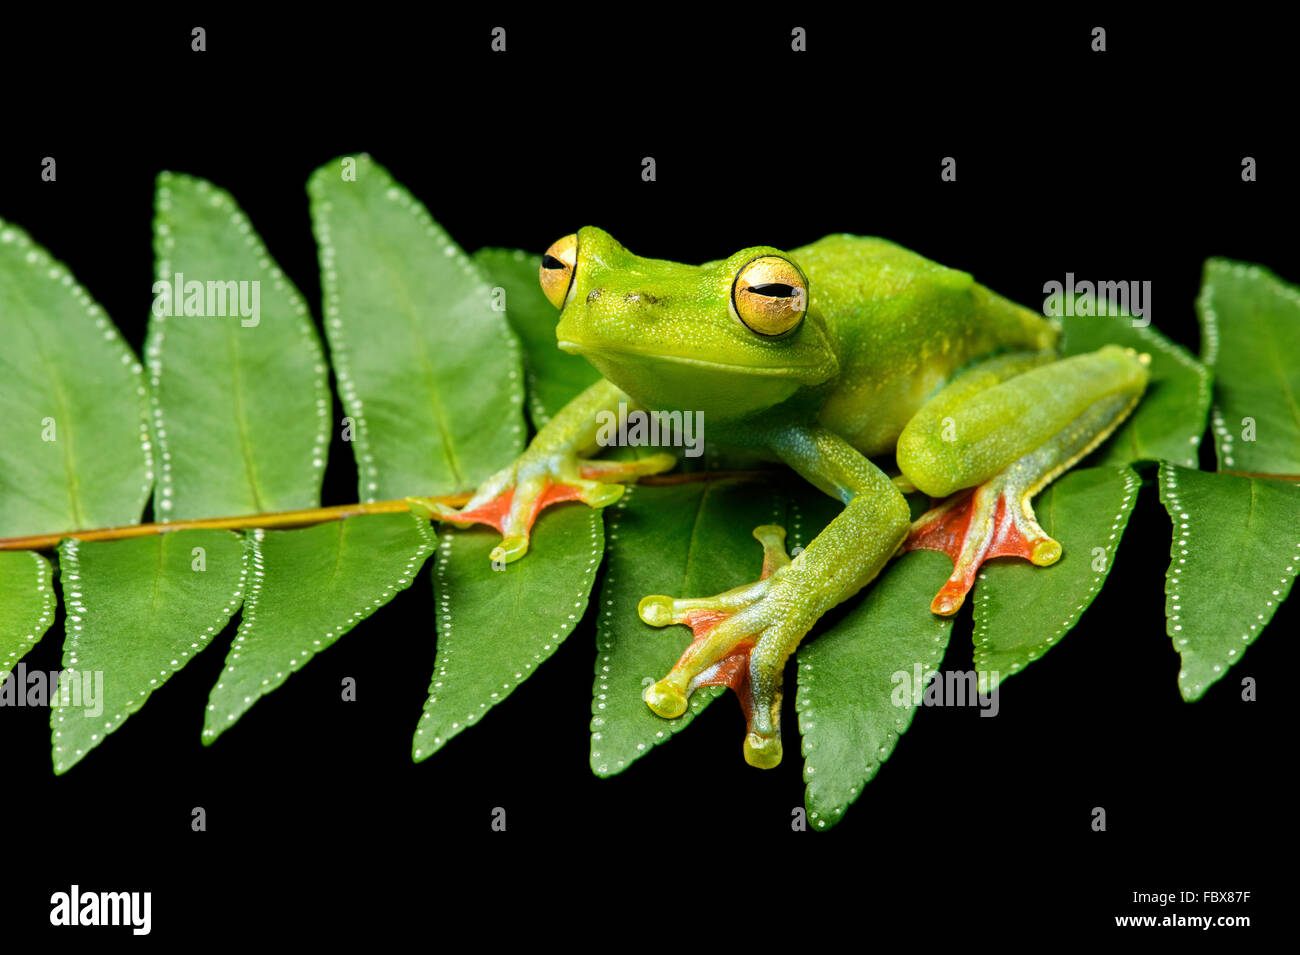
[0, 496, 463, 553]
[637, 469, 776, 486]
[0, 469, 773, 552]
[1218, 470, 1300, 482]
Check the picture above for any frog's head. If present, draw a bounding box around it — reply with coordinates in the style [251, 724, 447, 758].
[540, 226, 838, 420]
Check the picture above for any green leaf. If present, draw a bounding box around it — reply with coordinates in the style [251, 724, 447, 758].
[51, 530, 245, 772]
[148, 172, 330, 520]
[473, 248, 600, 429]
[796, 549, 954, 831]
[203, 513, 436, 742]
[1061, 305, 1211, 468]
[971, 466, 1140, 688]
[0, 220, 152, 537]
[1197, 259, 1300, 473]
[413, 503, 602, 761]
[1158, 463, 1300, 701]
[0, 551, 56, 683]
[308, 155, 525, 499]
[590, 479, 783, 777]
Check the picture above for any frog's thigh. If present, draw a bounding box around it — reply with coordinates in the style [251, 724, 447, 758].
[897, 345, 1149, 498]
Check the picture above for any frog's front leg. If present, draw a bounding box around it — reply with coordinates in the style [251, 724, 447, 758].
[641, 425, 911, 768]
[413, 379, 674, 563]
[897, 344, 1150, 614]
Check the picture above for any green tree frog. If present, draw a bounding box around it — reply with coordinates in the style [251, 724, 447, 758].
[419, 228, 1149, 769]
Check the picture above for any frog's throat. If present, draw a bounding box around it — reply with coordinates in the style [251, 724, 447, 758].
[557, 340, 836, 381]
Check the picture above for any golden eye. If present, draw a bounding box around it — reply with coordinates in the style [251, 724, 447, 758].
[731, 255, 808, 336]
[539, 234, 578, 309]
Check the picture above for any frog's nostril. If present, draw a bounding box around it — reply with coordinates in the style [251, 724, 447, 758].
[624, 291, 660, 305]
[586, 288, 602, 303]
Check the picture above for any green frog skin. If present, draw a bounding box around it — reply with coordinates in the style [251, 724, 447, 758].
[418, 227, 1149, 769]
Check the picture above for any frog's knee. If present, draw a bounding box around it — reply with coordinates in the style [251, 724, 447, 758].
[880, 486, 913, 533]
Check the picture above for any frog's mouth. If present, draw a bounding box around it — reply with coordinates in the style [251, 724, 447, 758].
[558, 338, 838, 418]
[557, 340, 832, 379]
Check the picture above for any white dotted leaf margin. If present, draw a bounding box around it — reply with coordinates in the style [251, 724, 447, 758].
[794, 480, 956, 831]
[204, 513, 436, 742]
[1158, 463, 1300, 701]
[589, 481, 785, 778]
[0, 218, 153, 538]
[1060, 307, 1211, 469]
[0, 551, 56, 685]
[972, 465, 1141, 690]
[52, 530, 245, 773]
[147, 172, 331, 521]
[415, 503, 603, 761]
[1197, 258, 1300, 475]
[308, 154, 525, 501]
[472, 247, 602, 431]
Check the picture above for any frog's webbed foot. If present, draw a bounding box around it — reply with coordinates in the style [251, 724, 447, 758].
[898, 345, 1149, 616]
[640, 525, 795, 769]
[904, 461, 1062, 616]
[410, 451, 675, 564]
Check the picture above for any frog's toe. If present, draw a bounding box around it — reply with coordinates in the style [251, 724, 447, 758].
[744, 730, 783, 770]
[642, 679, 689, 719]
[578, 451, 677, 482]
[637, 595, 678, 628]
[905, 472, 1061, 616]
[640, 524, 796, 768]
[637, 526, 791, 629]
[575, 481, 625, 508]
[489, 534, 531, 565]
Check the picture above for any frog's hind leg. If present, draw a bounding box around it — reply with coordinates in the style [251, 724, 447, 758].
[897, 345, 1150, 615]
[642, 425, 913, 769]
[904, 442, 1073, 615]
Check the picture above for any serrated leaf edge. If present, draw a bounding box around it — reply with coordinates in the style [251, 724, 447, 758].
[971, 466, 1142, 687]
[149, 171, 331, 520]
[53, 533, 247, 773]
[203, 515, 436, 742]
[796, 571, 951, 831]
[0, 219, 154, 529]
[588, 483, 782, 777]
[308, 155, 526, 500]
[1158, 462, 1300, 701]
[0, 551, 56, 684]
[474, 247, 552, 429]
[1197, 258, 1300, 471]
[1124, 321, 1212, 468]
[416, 508, 602, 761]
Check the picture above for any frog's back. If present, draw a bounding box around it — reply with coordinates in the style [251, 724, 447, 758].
[794, 235, 1059, 457]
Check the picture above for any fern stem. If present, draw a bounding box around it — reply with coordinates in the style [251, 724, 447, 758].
[5, 465, 1289, 553]
[0, 470, 773, 552]
[0, 496, 461, 552]
[1218, 470, 1300, 481]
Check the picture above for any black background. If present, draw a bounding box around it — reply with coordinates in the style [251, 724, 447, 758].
[1, 10, 1292, 942]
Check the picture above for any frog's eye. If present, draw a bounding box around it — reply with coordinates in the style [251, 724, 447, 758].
[540, 234, 578, 309]
[731, 255, 808, 337]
